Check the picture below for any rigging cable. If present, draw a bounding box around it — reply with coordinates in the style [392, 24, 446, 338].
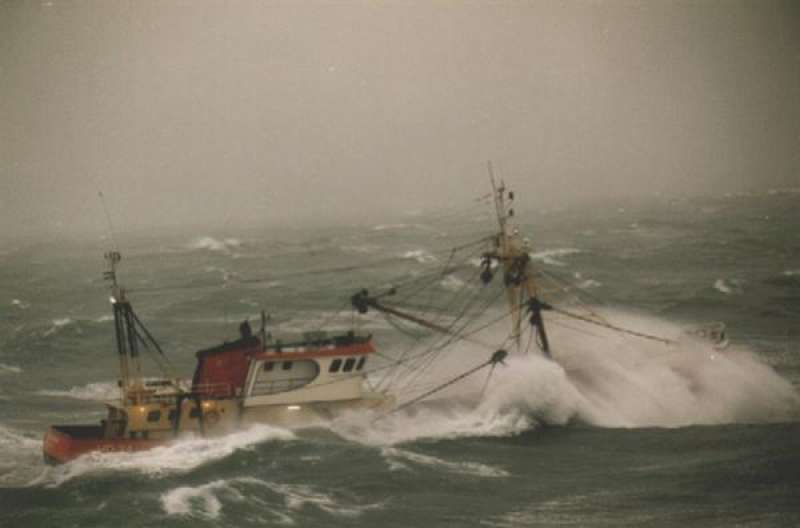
[375, 349, 508, 422]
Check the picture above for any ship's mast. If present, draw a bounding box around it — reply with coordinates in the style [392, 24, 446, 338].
[486, 163, 551, 357]
[104, 251, 144, 400]
[352, 169, 552, 358]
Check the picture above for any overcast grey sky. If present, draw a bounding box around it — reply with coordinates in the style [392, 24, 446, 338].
[1, 1, 798, 236]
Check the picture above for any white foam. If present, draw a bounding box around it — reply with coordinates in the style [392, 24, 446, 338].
[0, 363, 22, 374]
[46, 424, 295, 487]
[440, 275, 467, 292]
[340, 309, 799, 444]
[38, 381, 120, 401]
[42, 317, 74, 337]
[188, 236, 242, 254]
[162, 480, 228, 518]
[257, 479, 380, 517]
[381, 447, 508, 478]
[713, 278, 741, 294]
[530, 248, 581, 266]
[11, 299, 30, 309]
[400, 249, 438, 264]
[783, 270, 800, 277]
[0, 424, 40, 451]
[534, 312, 799, 428]
[162, 476, 380, 520]
[0, 425, 45, 487]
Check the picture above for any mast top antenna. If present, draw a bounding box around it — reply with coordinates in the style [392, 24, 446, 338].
[103, 251, 123, 300]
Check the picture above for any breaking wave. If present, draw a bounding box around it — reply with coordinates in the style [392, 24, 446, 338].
[0, 424, 40, 451]
[337, 310, 799, 444]
[0, 424, 45, 486]
[161, 476, 380, 520]
[381, 447, 508, 478]
[44, 424, 295, 487]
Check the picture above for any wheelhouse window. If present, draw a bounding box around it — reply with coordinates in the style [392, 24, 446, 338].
[343, 358, 356, 372]
[189, 408, 201, 419]
[329, 359, 342, 373]
[250, 359, 320, 396]
[147, 410, 161, 423]
[356, 356, 366, 370]
[263, 362, 275, 372]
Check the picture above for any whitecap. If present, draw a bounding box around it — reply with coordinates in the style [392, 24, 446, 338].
[529, 248, 581, 266]
[38, 381, 120, 401]
[440, 275, 467, 292]
[713, 278, 742, 295]
[400, 249, 437, 264]
[188, 237, 242, 254]
[11, 299, 30, 309]
[162, 480, 228, 519]
[42, 317, 74, 337]
[255, 479, 381, 517]
[162, 476, 380, 520]
[381, 447, 509, 478]
[782, 270, 800, 277]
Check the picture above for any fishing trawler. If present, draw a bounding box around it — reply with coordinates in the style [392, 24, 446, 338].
[43, 174, 725, 464]
[42, 248, 396, 464]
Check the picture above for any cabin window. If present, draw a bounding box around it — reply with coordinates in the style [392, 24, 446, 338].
[282, 361, 293, 370]
[147, 410, 161, 423]
[343, 358, 356, 372]
[263, 362, 275, 372]
[250, 359, 320, 396]
[329, 359, 342, 373]
[189, 408, 201, 419]
[356, 357, 366, 370]
[168, 409, 177, 422]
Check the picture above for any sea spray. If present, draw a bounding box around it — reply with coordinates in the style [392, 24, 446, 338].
[336, 308, 799, 445]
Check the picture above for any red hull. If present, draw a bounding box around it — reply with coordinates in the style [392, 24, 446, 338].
[43, 425, 164, 465]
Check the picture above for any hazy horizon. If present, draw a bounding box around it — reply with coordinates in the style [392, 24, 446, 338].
[2, 1, 798, 238]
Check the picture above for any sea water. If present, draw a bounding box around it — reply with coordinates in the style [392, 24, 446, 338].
[1, 189, 798, 527]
